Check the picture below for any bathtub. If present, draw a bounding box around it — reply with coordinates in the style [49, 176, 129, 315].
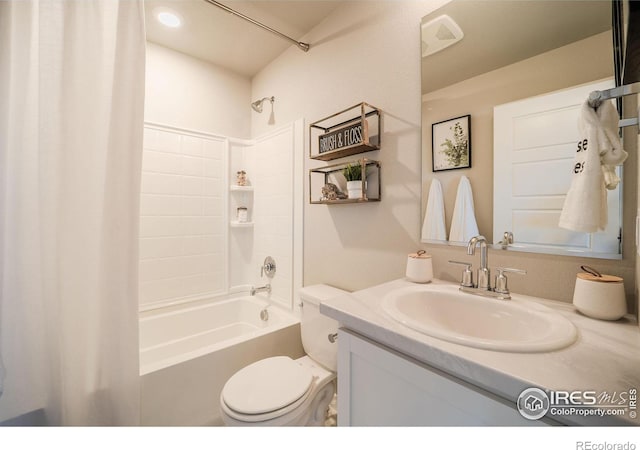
[140, 295, 304, 426]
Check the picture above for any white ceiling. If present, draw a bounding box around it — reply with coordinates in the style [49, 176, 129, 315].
[144, 0, 342, 78]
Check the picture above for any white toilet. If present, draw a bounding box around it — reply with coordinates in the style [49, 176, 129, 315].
[219, 284, 345, 426]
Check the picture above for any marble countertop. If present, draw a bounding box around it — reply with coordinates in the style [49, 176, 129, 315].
[319, 278, 640, 426]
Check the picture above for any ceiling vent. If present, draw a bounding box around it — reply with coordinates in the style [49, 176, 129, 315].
[421, 15, 464, 58]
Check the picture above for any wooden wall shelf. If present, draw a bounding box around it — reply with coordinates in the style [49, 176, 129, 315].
[309, 102, 381, 161]
[309, 158, 381, 204]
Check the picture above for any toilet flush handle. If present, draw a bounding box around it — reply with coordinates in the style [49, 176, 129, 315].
[328, 333, 338, 343]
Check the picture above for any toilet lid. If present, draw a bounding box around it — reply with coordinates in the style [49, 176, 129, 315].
[222, 356, 314, 415]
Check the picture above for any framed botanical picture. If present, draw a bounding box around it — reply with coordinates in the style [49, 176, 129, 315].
[431, 114, 471, 172]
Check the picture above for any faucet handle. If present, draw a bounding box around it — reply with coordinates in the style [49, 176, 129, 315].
[499, 231, 514, 250]
[448, 260, 474, 288]
[261, 256, 276, 278]
[494, 267, 527, 296]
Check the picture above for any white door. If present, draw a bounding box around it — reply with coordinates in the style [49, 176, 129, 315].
[493, 79, 621, 257]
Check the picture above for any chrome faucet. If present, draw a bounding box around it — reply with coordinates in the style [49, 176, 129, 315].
[250, 284, 271, 296]
[467, 235, 490, 290]
[449, 235, 527, 300]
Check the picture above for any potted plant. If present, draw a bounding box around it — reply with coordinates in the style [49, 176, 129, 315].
[343, 162, 365, 199]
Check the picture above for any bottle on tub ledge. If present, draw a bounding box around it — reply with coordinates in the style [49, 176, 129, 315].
[236, 207, 248, 223]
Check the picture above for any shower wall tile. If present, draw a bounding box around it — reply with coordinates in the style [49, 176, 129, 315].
[143, 127, 157, 149]
[204, 178, 222, 196]
[180, 196, 204, 216]
[140, 194, 183, 216]
[203, 159, 223, 177]
[203, 197, 223, 216]
[154, 130, 181, 153]
[139, 278, 184, 304]
[140, 124, 298, 309]
[182, 217, 223, 236]
[139, 237, 183, 260]
[139, 273, 223, 304]
[139, 217, 184, 237]
[250, 127, 295, 308]
[181, 135, 203, 156]
[141, 173, 182, 194]
[140, 125, 227, 308]
[142, 151, 182, 174]
[182, 236, 223, 255]
[203, 139, 224, 159]
[181, 176, 205, 196]
[182, 156, 205, 177]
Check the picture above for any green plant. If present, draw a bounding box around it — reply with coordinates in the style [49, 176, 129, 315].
[440, 121, 469, 167]
[342, 163, 362, 181]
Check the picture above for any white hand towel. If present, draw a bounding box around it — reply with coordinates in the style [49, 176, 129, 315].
[598, 100, 628, 190]
[421, 179, 447, 241]
[449, 176, 479, 242]
[559, 99, 626, 233]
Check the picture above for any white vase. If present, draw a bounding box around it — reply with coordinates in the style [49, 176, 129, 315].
[346, 180, 366, 199]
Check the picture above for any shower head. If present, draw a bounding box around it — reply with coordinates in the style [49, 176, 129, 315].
[251, 96, 274, 113]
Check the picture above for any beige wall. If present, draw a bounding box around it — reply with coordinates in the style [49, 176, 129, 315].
[251, 1, 637, 315]
[145, 42, 251, 138]
[252, 0, 450, 293]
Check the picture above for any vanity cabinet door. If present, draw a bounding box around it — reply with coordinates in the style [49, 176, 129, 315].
[337, 329, 549, 426]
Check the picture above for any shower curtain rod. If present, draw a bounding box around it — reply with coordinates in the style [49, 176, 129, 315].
[203, 0, 310, 52]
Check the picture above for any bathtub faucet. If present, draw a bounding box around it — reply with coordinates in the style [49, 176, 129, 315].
[251, 284, 271, 296]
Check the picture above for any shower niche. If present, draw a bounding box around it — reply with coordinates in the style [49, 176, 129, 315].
[227, 121, 304, 311]
[229, 184, 254, 228]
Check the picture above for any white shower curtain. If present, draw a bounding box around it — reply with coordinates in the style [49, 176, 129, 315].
[0, 0, 145, 425]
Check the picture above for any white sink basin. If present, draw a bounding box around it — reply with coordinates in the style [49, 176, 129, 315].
[382, 284, 577, 352]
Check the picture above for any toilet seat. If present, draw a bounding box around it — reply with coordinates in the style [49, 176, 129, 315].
[221, 356, 315, 422]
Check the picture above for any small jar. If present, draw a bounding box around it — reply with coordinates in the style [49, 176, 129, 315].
[573, 273, 626, 320]
[237, 207, 248, 223]
[236, 170, 247, 186]
[406, 250, 433, 283]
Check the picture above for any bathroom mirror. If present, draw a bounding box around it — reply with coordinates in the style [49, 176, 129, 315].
[420, 0, 628, 259]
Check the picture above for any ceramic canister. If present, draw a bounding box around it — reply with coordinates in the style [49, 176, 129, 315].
[406, 250, 433, 283]
[572, 272, 626, 321]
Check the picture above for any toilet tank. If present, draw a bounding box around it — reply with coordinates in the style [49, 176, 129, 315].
[299, 284, 347, 372]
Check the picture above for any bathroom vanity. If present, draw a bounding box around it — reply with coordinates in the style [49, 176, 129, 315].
[336, 329, 552, 426]
[320, 279, 640, 426]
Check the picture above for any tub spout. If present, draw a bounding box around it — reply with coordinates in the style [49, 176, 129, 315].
[251, 284, 271, 296]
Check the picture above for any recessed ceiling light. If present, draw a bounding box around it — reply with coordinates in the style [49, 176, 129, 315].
[156, 10, 182, 28]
